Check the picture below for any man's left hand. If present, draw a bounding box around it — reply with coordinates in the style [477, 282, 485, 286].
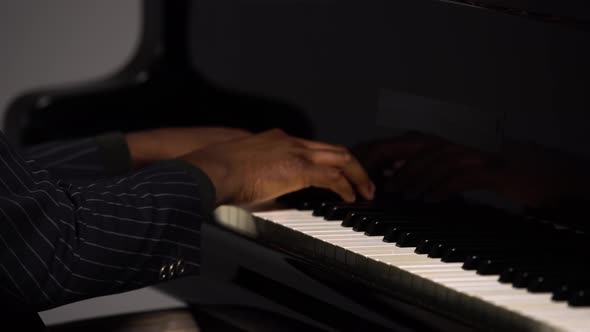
[125, 127, 252, 169]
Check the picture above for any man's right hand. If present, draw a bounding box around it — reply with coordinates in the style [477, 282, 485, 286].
[180, 129, 375, 206]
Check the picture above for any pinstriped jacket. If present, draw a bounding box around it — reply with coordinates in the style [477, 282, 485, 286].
[0, 132, 215, 313]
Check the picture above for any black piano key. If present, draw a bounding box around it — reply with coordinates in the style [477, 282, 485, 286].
[552, 278, 590, 301]
[512, 257, 582, 289]
[462, 254, 484, 270]
[352, 215, 380, 232]
[498, 261, 560, 284]
[442, 241, 528, 264]
[395, 230, 473, 248]
[477, 258, 527, 276]
[440, 246, 513, 263]
[364, 218, 418, 236]
[515, 263, 582, 290]
[553, 284, 572, 301]
[314, 201, 370, 217]
[569, 289, 590, 307]
[528, 275, 562, 293]
[342, 211, 385, 227]
[383, 226, 434, 244]
[395, 231, 423, 247]
[297, 201, 319, 210]
[512, 269, 547, 289]
[353, 214, 420, 232]
[313, 202, 338, 217]
[324, 203, 377, 220]
[429, 241, 500, 259]
[463, 248, 536, 271]
[544, 266, 590, 300]
[412, 232, 499, 255]
[428, 243, 452, 258]
[463, 253, 518, 271]
[499, 266, 519, 283]
[276, 187, 340, 210]
[364, 219, 394, 236]
[415, 238, 438, 254]
[324, 205, 357, 220]
[424, 235, 513, 259]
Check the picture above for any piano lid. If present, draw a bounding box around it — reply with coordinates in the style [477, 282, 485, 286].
[439, 0, 590, 28]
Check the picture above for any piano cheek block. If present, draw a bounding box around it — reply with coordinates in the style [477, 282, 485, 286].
[345, 250, 360, 269]
[325, 245, 336, 264]
[335, 247, 347, 266]
[313, 240, 328, 262]
[367, 258, 389, 284]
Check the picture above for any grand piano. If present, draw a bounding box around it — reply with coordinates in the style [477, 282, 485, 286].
[5, 0, 590, 331]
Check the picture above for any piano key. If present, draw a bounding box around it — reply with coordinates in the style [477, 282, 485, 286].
[313, 201, 373, 217]
[324, 204, 379, 221]
[341, 211, 381, 227]
[248, 207, 590, 331]
[569, 289, 590, 307]
[383, 226, 434, 243]
[476, 258, 525, 276]
[352, 215, 381, 232]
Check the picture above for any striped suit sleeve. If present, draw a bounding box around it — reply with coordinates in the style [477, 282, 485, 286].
[20, 132, 132, 181]
[0, 131, 215, 312]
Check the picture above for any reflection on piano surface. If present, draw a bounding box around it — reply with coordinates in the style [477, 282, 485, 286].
[204, 189, 590, 331]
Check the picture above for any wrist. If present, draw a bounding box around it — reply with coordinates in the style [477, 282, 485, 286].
[154, 160, 218, 214]
[125, 131, 163, 169]
[181, 154, 232, 206]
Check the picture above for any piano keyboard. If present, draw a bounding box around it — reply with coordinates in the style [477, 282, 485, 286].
[245, 203, 590, 332]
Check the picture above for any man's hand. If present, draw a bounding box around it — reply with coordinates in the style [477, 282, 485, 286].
[181, 129, 375, 206]
[125, 127, 252, 168]
[353, 131, 590, 208]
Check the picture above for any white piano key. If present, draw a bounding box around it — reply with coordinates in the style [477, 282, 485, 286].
[250, 209, 590, 331]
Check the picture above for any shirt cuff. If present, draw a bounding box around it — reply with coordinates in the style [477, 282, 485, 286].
[95, 132, 133, 176]
[155, 159, 217, 215]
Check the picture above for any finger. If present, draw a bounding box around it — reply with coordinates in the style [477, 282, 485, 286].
[262, 128, 289, 139]
[295, 138, 348, 152]
[301, 148, 375, 200]
[303, 148, 352, 166]
[339, 154, 375, 200]
[305, 166, 356, 202]
[225, 129, 253, 139]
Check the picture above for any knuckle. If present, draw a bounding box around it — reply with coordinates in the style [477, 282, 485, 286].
[290, 155, 310, 170]
[332, 144, 348, 151]
[327, 169, 342, 179]
[269, 128, 287, 136]
[308, 150, 322, 161]
[340, 150, 352, 161]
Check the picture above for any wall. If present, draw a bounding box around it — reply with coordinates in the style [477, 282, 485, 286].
[0, 0, 140, 128]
